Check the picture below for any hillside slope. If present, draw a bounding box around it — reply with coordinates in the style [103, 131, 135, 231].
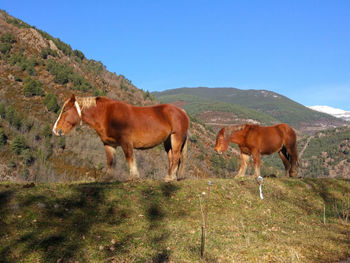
[0, 178, 349, 262]
[0, 10, 231, 182]
[154, 87, 345, 131]
[298, 125, 350, 178]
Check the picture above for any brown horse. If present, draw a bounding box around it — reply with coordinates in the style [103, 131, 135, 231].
[214, 124, 298, 178]
[52, 95, 190, 181]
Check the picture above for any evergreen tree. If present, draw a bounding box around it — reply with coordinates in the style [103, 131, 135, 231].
[11, 135, 27, 155]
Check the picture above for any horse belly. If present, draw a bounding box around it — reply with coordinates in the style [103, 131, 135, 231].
[132, 127, 170, 149]
[260, 136, 283, 155]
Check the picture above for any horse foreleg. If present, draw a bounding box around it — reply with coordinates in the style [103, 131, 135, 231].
[252, 151, 261, 178]
[121, 143, 140, 180]
[104, 145, 116, 181]
[237, 153, 249, 177]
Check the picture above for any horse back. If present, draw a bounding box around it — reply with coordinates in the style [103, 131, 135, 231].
[243, 124, 294, 154]
[101, 98, 189, 147]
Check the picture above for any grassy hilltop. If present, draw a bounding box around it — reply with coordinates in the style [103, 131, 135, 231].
[1, 178, 349, 262]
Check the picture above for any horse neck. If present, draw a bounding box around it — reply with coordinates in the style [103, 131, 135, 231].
[76, 97, 102, 128]
[227, 125, 246, 144]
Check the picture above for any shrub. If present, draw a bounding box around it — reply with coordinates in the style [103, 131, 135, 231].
[42, 124, 52, 138]
[12, 114, 22, 130]
[0, 42, 11, 54]
[54, 38, 72, 56]
[5, 105, 14, 123]
[0, 128, 7, 146]
[11, 135, 28, 155]
[57, 136, 66, 150]
[46, 59, 71, 84]
[41, 47, 58, 59]
[43, 93, 59, 113]
[23, 77, 44, 97]
[8, 159, 16, 168]
[0, 33, 16, 43]
[44, 137, 53, 159]
[21, 149, 34, 166]
[5, 16, 30, 29]
[73, 49, 85, 60]
[0, 103, 5, 118]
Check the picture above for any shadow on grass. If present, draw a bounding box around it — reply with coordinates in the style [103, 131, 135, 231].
[0, 181, 185, 263]
[140, 182, 181, 263]
[0, 182, 139, 263]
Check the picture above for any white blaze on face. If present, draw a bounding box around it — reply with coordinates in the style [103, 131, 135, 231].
[52, 100, 82, 136]
[74, 101, 82, 120]
[52, 101, 67, 136]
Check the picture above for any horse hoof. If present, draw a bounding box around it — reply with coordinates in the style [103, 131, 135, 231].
[164, 176, 176, 182]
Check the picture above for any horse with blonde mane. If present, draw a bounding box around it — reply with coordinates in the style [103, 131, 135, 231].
[214, 123, 298, 178]
[52, 95, 189, 181]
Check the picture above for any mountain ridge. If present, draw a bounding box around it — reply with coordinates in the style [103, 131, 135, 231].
[154, 87, 346, 132]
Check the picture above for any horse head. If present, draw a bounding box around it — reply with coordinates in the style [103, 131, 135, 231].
[214, 127, 229, 154]
[52, 94, 82, 136]
[214, 125, 246, 154]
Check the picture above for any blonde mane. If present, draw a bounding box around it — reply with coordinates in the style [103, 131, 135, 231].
[76, 97, 97, 111]
[225, 124, 246, 138]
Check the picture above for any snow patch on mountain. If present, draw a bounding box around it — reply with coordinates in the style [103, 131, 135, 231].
[308, 106, 350, 121]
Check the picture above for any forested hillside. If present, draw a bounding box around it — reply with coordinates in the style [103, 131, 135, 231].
[154, 87, 345, 131]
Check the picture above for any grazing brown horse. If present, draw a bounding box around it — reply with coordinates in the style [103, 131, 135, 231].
[214, 124, 298, 178]
[52, 95, 190, 181]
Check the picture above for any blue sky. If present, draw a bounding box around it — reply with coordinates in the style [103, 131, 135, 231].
[2, 1, 350, 110]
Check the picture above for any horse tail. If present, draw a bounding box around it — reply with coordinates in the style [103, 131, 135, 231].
[177, 133, 188, 179]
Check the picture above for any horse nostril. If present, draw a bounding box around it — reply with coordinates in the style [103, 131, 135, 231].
[58, 129, 63, 136]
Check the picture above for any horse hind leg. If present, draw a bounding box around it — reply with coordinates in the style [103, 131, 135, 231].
[104, 145, 117, 181]
[164, 136, 174, 182]
[177, 134, 188, 180]
[164, 133, 183, 182]
[279, 146, 291, 177]
[285, 144, 298, 177]
[121, 143, 140, 180]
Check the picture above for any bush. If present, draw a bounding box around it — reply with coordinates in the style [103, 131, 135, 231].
[42, 124, 52, 138]
[4, 105, 22, 130]
[21, 149, 34, 166]
[54, 38, 72, 56]
[46, 59, 93, 91]
[0, 42, 12, 54]
[73, 49, 85, 60]
[11, 135, 28, 155]
[5, 16, 30, 29]
[58, 136, 66, 150]
[41, 47, 58, 59]
[43, 93, 59, 113]
[23, 77, 44, 97]
[4, 105, 22, 129]
[0, 33, 16, 44]
[0, 103, 5, 118]
[0, 128, 7, 146]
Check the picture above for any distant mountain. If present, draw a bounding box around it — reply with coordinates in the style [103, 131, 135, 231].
[308, 106, 350, 122]
[154, 87, 345, 130]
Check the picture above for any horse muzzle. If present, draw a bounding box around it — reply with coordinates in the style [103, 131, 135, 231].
[215, 149, 223, 155]
[52, 128, 63, 136]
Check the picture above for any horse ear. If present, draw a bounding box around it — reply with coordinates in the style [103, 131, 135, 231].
[70, 94, 76, 102]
